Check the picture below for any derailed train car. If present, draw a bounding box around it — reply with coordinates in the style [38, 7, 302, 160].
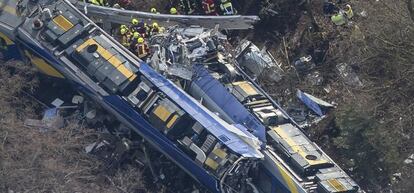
[0, 0, 359, 192]
[148, 26, 360, 193]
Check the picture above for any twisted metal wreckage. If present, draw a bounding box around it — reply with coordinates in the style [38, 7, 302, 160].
[0, 0, 361, 192]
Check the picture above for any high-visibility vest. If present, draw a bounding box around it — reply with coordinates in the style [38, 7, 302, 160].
[136, 43, 149, 58]
[121, 34, 130, 47]
[150, 27, 161, 35]
[220, 2, 234, 15]
[345, 6, 354, 19]
[202, 0, 215, 14]
[89, 0, 106, 6]
[331, 13, 346, 25]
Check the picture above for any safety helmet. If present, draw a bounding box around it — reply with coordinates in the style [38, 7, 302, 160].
[138, 37, 145, 44]
[133, 32, 140, 39]
[152, 22, 159, 28]
[120, 25, 127, 29]
[113, 3, 121, 9]
[150, 8, 157, 13]
[170, 7, 177, 14]
[221, 0, 227, 3]
[120, 28, 127, 35]
[131, 18, 139, 25]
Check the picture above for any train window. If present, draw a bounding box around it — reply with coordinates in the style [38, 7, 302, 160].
[305, 154, 317, 160]
[136, 89, 148, 101]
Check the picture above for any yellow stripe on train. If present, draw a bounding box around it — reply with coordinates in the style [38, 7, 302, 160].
[0, 32, 14, 45]
[24, 50, 65, 79]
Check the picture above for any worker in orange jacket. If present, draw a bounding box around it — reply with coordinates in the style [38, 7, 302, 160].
[134, 37, 149, 59]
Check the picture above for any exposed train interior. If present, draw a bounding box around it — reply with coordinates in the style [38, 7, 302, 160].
[148, 27, 359, 193]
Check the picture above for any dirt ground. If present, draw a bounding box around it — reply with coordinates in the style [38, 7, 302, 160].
[0, 61, 147, 193]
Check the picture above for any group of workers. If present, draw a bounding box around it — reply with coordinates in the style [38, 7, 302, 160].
[88, 0, 132, 9]
[149, 0, 237, 16]
[171, 0, 237, 16]
[86, 0, 239, 59]
[88, 0, 237, 16]
[119, 19, 164, 59]
[324, 0, 354, 26]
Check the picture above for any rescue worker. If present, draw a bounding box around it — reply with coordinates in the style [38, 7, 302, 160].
[130, 19, 149, 37]
[120, 24, 129, 32]
[88, 0, 108, 6]
[134, 37, 149, 59]
[149, 22, 163, 36]
[179, 0, 196, 15]
[202, 0, 217, 15]
[120, 28, 131, 47]
[170, 7, 178, 14]
[344, 4, 353, 19]
[129, 32, 141, 50]
[150, 7, 160, 14]
[220, 0, 236, 15]
[131, 18, 139, 31]
[331, 12, 346, 25]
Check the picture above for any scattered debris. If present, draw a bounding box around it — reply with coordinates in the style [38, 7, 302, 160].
[235, 39, 284, 81]
[306, 71, 324, 86]
[85, 141, 108, 153]
[392, 172, 402, 181]
[296, 89, 334, 117]
[24, 108, 65, 132]
[72, 95, 84, 104]
[403, 154, 414, 164]
[51, 98, 64, 107]
[336, 63, 363, 87]
[294, 55, 315, 73]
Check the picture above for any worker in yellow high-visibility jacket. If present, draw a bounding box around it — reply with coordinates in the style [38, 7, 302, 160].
[220, 0, 236, 15]
[344, 4, 354, 19]
[331, 12, 346, 25]
[120, 28, 131, 47]
[89, 0, 108, 6]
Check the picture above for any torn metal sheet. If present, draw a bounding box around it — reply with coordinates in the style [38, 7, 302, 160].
[24, 108, 64, 131]
[85, 141, 107, 153]
[297, 90, 324, 116]
[303, 92, 334, 108]
[51, 98, 64, 107]
[235, 40, 284, 81]
[336, 63, 363, 87]
[167, 65, 193, 80]
[140, 63, 263, 158]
